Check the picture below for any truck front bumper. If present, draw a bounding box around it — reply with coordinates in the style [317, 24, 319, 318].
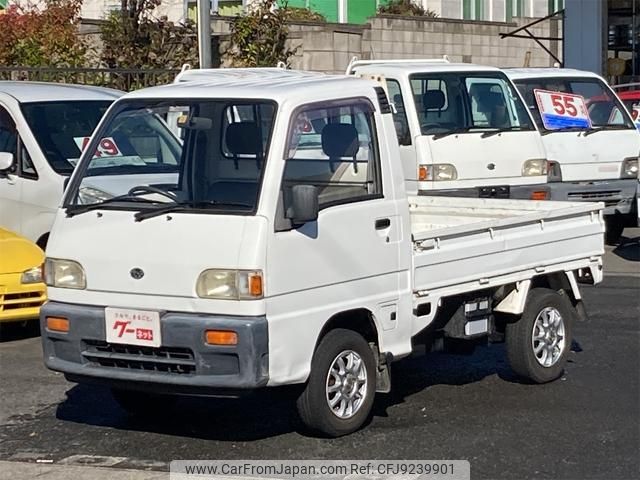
[546, 179, 637, 216]
[40, 301, 269, 395]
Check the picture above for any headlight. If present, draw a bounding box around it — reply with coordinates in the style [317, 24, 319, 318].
[418, 164, 458, 181]
[196, 269, 263, 300]
[77, 186, 113, 205]
[21, 266, 43, 284]
[621, 157, 639, 179]
[547, 160, 562, 182]
[44, 258, 86, 289]
[522, 158, 548, 177]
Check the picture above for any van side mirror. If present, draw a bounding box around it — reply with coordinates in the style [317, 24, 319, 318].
[0, 152, 14, 173]
[286, 185, 319, 226]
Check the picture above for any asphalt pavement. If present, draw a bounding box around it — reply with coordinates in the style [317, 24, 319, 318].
[0, 229, 638, 480]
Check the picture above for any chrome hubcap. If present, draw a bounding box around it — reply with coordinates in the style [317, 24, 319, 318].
[532, 306, 566, 367]
[326, 350, 367, 419]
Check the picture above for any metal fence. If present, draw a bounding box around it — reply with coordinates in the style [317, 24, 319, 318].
[0, 67, 181, 91]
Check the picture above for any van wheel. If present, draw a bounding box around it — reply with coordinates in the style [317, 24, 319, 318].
[506, 288, 573, 384]
[111, 388, 176, 417]
[296, 329, 376, 437]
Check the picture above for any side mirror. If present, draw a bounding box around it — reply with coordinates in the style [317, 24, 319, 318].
[0, 152, 14, 173]
[286, 185, 319, 226]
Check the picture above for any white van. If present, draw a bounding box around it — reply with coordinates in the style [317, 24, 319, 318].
[0, 82, 122, 248]
[346, 59, 549, 200]
[41, 69, 603, 437]
[506, 69, 640, 243]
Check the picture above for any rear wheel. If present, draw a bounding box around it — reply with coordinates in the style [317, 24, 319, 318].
[506, 288, 574, 383]
[111, 388, 177, 417]
[296, 329, 376, 437]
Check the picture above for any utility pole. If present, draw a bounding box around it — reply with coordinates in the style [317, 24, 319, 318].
[197, 0, 212, 68]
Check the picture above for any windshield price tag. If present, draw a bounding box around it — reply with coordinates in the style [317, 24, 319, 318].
[74, 136, 122, 158]
[534, 89, 592, 130]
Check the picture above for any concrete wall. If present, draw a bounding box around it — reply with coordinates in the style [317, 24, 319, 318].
[213, 13, 562, 73]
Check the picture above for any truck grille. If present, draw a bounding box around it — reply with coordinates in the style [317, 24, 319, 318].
[0, 291, 46, 313]
[567, 190, 621, 206]
[82, 340, 196, 374]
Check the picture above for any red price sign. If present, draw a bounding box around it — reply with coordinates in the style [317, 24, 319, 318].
[534, 89, 591, 130]
[74, 136, 122, 158]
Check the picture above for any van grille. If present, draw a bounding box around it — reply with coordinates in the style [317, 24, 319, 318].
[567, 190, 622, 206]
[82, 340, 196, 374]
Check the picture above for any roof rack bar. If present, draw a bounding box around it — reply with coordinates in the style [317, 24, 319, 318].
[346, 56, 450, 75]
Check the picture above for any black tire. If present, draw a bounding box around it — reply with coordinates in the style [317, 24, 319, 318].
[111, 388, 177, 417]
[296, 329, 376, 437]
[506, 288, 574, 384]
[605, 218, 625, 245]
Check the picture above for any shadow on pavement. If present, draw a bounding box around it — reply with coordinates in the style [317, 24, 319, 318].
[612, 233, 639, 262]
[52, 341, 583, 441]
[0, 319, 40, 343]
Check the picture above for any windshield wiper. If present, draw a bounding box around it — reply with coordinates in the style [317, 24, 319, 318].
[134, 200, 254, 222]
[541, 126, 587, 135]
[65, 195, 159, 218]
[432, 127, 475, 140]
[583, 125, 631, 136]
[481, 126, 529, 138]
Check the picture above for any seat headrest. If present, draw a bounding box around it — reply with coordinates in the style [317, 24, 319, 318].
[225, 122, 261, 156]
[321, 123, 359, 158]
[423, 90, 446, 110]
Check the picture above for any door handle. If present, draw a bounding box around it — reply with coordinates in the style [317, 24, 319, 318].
[375, 218, 391, 230]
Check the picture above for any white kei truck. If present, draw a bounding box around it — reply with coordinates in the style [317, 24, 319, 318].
[0, 82, 122, 248]
[41, 69, 604, 437]
[345, 58, 550, 200]
[506, 69, 640, 244]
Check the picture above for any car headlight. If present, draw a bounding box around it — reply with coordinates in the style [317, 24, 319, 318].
[621, 157, 639, 179]
[44, 258, 86, 289]
[547, 160, 562, 182]
[21, 266, 43, 284]
[77, 186, 113, 205]
[196, 269, 263, 300]
[522, 158, 548, 177]
[418, 164, 458, 181]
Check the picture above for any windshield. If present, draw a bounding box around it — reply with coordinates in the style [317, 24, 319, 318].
[21, 101, 113, 175]
[66, 99, 276, 215]
[514, 77, 635, 130]
[409, 72, 535, 136]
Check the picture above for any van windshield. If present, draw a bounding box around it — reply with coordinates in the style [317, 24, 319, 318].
[21, 101, 113, 175]
[514, 77, 635, 131]
[409, 72, 535, 136]
[66, 99, 276, 216]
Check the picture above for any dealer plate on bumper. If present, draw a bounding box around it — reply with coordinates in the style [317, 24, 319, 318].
[105, 307, 161, 347]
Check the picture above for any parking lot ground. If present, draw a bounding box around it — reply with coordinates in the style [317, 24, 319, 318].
[0, 231, 638, 480]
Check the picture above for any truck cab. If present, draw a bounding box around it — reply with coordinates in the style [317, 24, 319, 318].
[347, 59, 549, 200]
[0, 82, 122, 248]
[507, 68, 640, 243]
[41, 70, 603, 437]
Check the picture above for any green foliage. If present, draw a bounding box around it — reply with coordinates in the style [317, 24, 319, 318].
[225, 0, 298, 67]
[287, 7, 326, 22]
[377, 0, 439, 17]
[100, 0, 199, 70]
[0, 0, 87, 67]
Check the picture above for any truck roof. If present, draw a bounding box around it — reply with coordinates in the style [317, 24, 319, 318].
[0, 81, 123, 103]
[505, 68, 604, 81]
[349, 62, 502, 76]
[124, 68, 380, 103]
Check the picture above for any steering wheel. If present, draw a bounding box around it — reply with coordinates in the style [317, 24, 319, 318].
[128, 185, 177, 201]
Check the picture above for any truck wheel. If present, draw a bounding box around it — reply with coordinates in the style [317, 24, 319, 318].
[506, 288, 573, 384]
[605, 218, 625, 245]
[111, 388, 176, 417]
[296, 329, 376, 437]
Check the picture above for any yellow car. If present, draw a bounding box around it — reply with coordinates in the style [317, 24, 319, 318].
[0, 228, 46, 323]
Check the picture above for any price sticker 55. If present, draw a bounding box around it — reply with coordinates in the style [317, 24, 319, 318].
[534, 89, 591, 130]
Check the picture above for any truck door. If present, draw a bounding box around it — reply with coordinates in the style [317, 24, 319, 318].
[267, 98, 401, 356]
